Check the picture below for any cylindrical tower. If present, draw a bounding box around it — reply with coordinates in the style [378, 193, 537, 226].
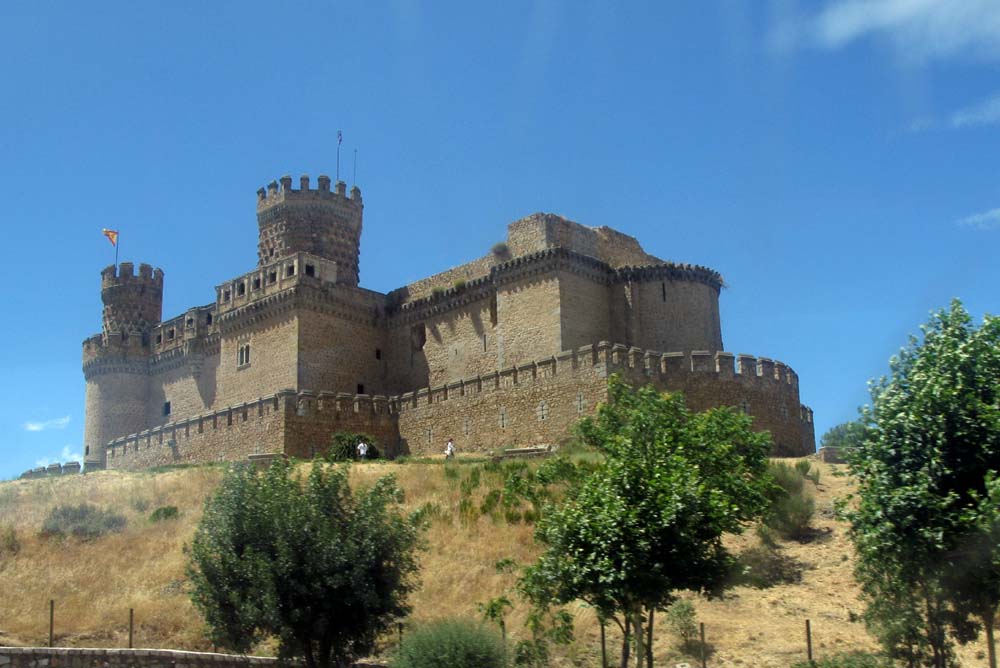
[81, 262, 163, 470]
[256, 174, 364, 286]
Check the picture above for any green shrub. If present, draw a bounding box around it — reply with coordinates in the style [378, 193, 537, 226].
[453, 279, 467, 291]
[491, 242, 509, 256]
[431, 286, 447, 298]
[0, 525, 20, 557]
[150, 505, 180, 522]
[791, 651, 892, 668]
[393, 619, 506, 668]
[764, 462, 815, 540]
[41, 504, 126, 540]
[664, 599, 698, 650]
[327, 432, 378, 461]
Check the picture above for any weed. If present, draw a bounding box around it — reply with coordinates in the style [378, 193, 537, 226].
[40, 504, 126, 540]
[150, 505, 180, 522]
[665, 599, 699, 650]
[393, 619, 505, 668]
[453, 279, 467, 291]
[491, 242, 509, 256]
[0, 524, 20, 557]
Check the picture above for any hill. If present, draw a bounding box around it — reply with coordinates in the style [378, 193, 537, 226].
[0, 458, 993, 667]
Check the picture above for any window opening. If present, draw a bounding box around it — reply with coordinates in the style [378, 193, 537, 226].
[252, 277, 261, 290]
[375, 349, 382, 360]
[662, 282, 667, 302]
[186, 317, 194, 327]
[155, 334, 162, 345]
[357, 384, 365, 395]
[163, 401, 171, 417]
[206, 313, 213, 325]
[286, 264, 295, 277]
[305, 264, 315, 277]
[537, 401, 549, 421]
[499, 407, 507, 429]
[237, 343, 251, 367]
[269, 271, 277, 283]
[167, 329, 174, 340]
[237, 282, 246, 296]
[223, 289, 231, 302]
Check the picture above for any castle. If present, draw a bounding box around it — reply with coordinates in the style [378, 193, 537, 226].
[79, 173, 814, 472]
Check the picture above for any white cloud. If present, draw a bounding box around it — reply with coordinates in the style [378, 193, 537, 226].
[957, 208, 1000, 231]
[773, 0, 1000, 62]
[35, 445, 84, 468]
[950, 93, 1000, 128]
[24, 415, 70, 432]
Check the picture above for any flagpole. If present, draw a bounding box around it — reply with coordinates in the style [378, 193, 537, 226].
[353, 149, 357, 187]
[336, 130, 342, 182]
[115, 236, 119, 268]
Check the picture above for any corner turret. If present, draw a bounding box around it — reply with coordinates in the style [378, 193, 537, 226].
[100, 262, 164, 344]
[256, 174, 363, 287]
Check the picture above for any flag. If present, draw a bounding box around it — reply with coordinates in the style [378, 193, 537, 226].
[102, 229, 119, 247]
[338, 130, 343, 145]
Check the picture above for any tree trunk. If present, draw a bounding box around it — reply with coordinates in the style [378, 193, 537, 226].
[646, 608, 654, 668]
[985, 610, 997, 668]
[634, 608, 645, 668]
[620, 616, 631, 668]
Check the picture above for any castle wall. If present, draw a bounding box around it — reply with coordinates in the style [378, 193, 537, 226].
[297, 307, 387, 395]
[148, 351, 220, 426]
[0, 647, 284, 668]
[390, 255, 497, 303]
[496, 274, 563, 368]
[634, 279, 723, 353]
[396, 346, 609, 455]
[105, 391, 399, 471]
[558, 270, 611, 350]
[215, 314, 299, 407]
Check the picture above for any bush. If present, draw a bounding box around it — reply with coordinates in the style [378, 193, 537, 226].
[393, 619, 506, 668]
[41, 504, 126, 540]
[431, 286, 447, 298]
[791, 651, 891, 668]
[664, 599, 698, 650]
[150, 505, 180, 522]
[764, 461, 815, 540]
[328, 432, 379, 461]
[491, 242, 509, 256]
[0, 525, 20, 557]
[453, 279, 467, 291]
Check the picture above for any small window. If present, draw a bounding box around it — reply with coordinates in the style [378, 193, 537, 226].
[305, 264, 315, 277]
[375, 349, 382, 360]
[163, 401, 171, 417]
[739, 399, 751, 415]
[357, 384, 365, 395]
[237, 343, 251, 368]
[85, 445, 90, 456]
[268, 271, 277, 283]
[662, 281, 667, 302]
[237, 282, 246, 296]
[155, 334, 162, 345]
[286, 264, 295, 277]
[186, 317, 194, 327]
[576, 393, 585, 414]
[483, 334, 487, 352]
[206, 313, 213, 325]
[167, 328, 175, 340]
[252, 277, 261, 290]
[537, 401, 549, 421]
[499, 407, 507, 429]
[223, 289, 231, 302]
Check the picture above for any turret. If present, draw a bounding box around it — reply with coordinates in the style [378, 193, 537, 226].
[82, 262, 163, 470]
[100, 262, 164, 344]
[256, 174, 364, 287]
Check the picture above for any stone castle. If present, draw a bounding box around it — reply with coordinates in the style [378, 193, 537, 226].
[80, 173, 814, 472]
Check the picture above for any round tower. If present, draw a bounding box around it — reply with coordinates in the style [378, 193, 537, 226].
[256, 174, 364, 286]
[82, 262, 163, 470]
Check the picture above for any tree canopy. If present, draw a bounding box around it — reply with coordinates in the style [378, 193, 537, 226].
[188, 460, 423, 668]
[846, 300, 1000, 668]
[521, 376, 773, 668]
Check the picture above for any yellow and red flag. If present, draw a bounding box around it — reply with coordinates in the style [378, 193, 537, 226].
[102, 229, 119, 247]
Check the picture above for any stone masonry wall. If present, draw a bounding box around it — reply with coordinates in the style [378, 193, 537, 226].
[396, 345, 610, 455]
[0, 647, 281, 668]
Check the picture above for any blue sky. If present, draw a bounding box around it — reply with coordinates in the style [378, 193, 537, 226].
[1, 1, 997, 480]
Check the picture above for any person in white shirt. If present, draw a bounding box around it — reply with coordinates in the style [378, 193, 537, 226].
[357, 441, 369, 460]
[445, 439, 455, 459]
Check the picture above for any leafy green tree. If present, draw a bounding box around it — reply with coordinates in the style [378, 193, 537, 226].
[846, 300, 1000, 668]
[188, 459, 423, 668]
[820, 420, 866, 452]
[521, 376, 772, 668]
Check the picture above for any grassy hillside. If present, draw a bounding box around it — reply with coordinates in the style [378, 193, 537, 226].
[0, 458, 992, 667]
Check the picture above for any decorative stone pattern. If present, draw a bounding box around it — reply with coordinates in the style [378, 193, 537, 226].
[72, 172, 816, 478]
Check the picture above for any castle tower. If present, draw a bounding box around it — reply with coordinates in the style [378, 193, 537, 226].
[256, 174, 364, 286]
[81, 262, 163, 469]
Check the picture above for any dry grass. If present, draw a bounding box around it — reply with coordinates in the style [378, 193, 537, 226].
[0, 458, 994, 666]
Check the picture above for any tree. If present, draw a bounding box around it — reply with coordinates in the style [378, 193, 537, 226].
[521, 376, 772, 668]
[188, 459, 423, 668]
[846, 300, 1000, 668]
[819, 420, 866, 452]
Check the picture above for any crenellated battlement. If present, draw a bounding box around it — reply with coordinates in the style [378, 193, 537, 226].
[256, 174, 362, 210]
[100, 262, 164, 290]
